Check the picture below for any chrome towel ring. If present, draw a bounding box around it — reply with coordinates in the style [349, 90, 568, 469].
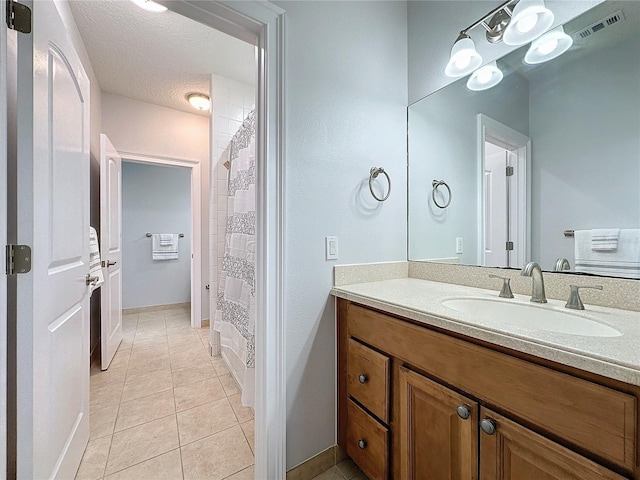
[432, 180, 451, 209]
[369, 167, 391, 202]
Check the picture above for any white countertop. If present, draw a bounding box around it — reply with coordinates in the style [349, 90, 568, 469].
[331, 278, 640, 386]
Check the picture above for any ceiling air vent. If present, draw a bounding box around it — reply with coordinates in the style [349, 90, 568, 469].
[575, 10, 625, 39]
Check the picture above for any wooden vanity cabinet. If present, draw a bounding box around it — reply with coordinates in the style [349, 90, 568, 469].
[336, 298, 640, 480]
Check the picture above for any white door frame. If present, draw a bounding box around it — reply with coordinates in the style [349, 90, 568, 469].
[119, 151, 203, 329]
[157, 1, 287, 477]
[1, 1, 8, 474]
[477, 114, 531, 268]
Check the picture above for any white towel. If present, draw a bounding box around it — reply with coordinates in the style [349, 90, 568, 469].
[159, 234, 173, 246]
[575, 229, 640, 278]
[591, 229, 620, 251]
[89, 227, 104, 294]
[152, 233, 179, 260]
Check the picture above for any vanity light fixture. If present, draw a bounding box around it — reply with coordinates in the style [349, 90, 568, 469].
[444, 0, 556, 77]
[524, 26, 573, 64]
[129, 0, 167, 13]
[445, 33, 483, 78]
[503, 0, 554, 46]
[187, 93, 211, 112]
[467, 61, 504, 91]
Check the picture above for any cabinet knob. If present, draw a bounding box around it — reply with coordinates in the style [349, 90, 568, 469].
[358, 374, 368, 384]
[456, 405, 471, 420]
[480, 418, 496, 435]
[357, 439, 367, 450]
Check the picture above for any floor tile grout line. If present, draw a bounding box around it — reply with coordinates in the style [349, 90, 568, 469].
[102, 445, 183, 479]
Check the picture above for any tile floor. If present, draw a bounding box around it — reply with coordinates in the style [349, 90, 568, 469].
[77, 308, 255, 480]
[310, 459, 368, 480]
[78, 307, 365, 480]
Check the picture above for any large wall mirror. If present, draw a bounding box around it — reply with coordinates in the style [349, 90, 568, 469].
[408, 0, 640, 279]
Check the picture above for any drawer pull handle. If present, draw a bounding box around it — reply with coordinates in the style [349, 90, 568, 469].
[456, 405, 471, 420]
[358, 374, 368, 384]
[357, 439, 367, 450]
[480, 418, 496, 435]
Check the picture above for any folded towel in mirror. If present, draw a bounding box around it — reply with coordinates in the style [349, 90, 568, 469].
[591, 228, 620, 251]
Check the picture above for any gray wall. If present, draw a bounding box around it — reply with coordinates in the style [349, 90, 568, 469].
[530, 29, 640, 269]
[408, 71, 530, 264]
[408, 1, 604, 104]
[121, 162, 191, 309]
[273, 0, 408, 469]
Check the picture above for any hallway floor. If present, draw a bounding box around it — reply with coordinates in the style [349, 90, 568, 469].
[76, 307, 255, 480]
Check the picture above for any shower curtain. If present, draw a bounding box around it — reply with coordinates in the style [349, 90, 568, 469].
[214, 110, 256, 408]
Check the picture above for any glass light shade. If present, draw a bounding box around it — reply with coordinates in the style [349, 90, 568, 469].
[130, 0, 167, 12]
[187, 94, 211, 111]
[524, 26, 574, 64]
[503, 0, 554, 46]
[445, 36, 483, 77]
[466, 61, 504, 91]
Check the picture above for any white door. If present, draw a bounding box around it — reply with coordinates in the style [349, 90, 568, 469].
[100, 134, 123, 369]
[16, 1, 90, 478]
[484, 145, 509, 267]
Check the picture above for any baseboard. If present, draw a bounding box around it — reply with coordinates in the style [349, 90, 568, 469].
[286, 445, 344, 480]
[123, 302, 190, 314]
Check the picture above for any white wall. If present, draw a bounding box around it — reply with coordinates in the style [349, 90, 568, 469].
[121, 162, 192, 309]
[273, 0, 408, 469]
[529, 29, 640, 269]
[408, 71, 529, 264]
[101, 93, 210, 320]
[407, 1, 605, 104]
[209, 74, 255, 383]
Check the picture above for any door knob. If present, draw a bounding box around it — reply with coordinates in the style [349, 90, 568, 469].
[102, 260, 117, 267]
[480, 418, 496, 435]
[357, 439, 367, 450]
[85, 274, 99, 286]
[456, 405, 471, 420]
[358, 374, 368, 384]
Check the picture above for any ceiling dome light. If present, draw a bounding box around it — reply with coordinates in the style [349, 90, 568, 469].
[129, 0, 167, 13]
[466, 61, 504, 91]
[445, 33, 483, 78]
[503, 0, 554, 46]
[524, 26, 573, 64]
[187, 93, 211, 111]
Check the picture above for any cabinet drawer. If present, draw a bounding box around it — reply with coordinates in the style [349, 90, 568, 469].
[348, 303, 637, 471]
[347, 399, 388, 480]
[348, 338, 390, 423]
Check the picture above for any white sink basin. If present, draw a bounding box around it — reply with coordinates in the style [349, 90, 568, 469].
[442, 297, 622, 337]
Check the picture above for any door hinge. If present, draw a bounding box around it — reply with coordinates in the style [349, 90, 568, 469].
[6, 244, 32, 275]
[506, 241, 514, 251]
[6, 0, 31, 33]
[506, 166, 514, 177]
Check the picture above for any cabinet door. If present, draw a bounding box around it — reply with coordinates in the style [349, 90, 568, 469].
[399, 367, 479, 480]
[479, 407, 628, 480]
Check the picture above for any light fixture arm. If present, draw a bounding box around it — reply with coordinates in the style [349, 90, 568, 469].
[460, 0, 516, 36]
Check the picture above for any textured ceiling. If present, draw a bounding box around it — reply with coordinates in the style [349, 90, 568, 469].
[69, 0, 255, 116]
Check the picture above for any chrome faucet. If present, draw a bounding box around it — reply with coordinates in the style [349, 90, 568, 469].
[521, 262, 547, 303]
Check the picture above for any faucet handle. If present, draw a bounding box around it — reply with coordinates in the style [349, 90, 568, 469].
[565, 284, 603, 310]
[489, 274, 514, 299]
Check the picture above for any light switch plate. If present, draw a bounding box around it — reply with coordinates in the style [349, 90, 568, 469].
[326, 236, 338, 260]
[456, 237, 463, 254]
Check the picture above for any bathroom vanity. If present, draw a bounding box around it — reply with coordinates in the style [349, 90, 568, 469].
[333, 278, 640, 480]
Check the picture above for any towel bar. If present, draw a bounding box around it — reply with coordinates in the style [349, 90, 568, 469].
[146, 233, 185, 238]
[564, 230, 575, 237]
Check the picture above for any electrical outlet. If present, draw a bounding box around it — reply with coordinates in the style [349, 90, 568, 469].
[456, 237, 463, 254]
[326, 236, 338, 260]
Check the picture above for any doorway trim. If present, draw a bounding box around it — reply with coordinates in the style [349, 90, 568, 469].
[119, 151, 203, 329]
[158, 1, 287, 477]
[477, 114, 531, 268]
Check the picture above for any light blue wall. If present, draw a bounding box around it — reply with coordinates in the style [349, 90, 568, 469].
[273, 0, 408, 469]
[121, 162, 191, 309]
